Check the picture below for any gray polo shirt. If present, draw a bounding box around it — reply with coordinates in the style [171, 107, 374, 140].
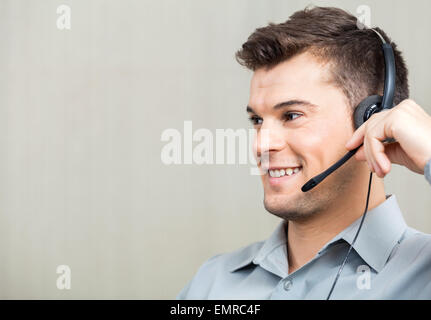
[177, 191, 431, 299]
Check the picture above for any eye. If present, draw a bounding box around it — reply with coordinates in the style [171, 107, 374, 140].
[283, 112, 302, 121]
[248, 115, 263, 126]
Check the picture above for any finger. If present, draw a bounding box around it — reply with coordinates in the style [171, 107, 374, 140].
[355, 144, 381, 175]
[363, 134, 375, 173]
[346, 110, 390, 150]
[361, 112, 393, 177]
[383, 142, 404, 165]
[369, 137, 391, 177]
[384, 142, 420, 173]
[354, 145, 366, 161]
[345, 123, 366, 150]
[377, 149, 392, 175]
[359, 138, 397, 176]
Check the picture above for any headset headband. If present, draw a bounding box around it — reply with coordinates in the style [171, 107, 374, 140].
[371, 28, 396, 110]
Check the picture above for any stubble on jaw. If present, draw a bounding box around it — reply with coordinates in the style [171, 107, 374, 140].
[263, 159, 358, 222]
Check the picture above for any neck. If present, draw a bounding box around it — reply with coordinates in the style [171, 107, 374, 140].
[287, 171, 386, 274]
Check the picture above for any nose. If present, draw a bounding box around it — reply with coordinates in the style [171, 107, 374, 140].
[254, 122, 287, 159]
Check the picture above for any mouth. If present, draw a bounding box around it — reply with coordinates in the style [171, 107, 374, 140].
[266, 166, 303, 186]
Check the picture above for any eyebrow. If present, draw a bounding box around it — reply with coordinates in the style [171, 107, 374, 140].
[246, 99, 318, 113]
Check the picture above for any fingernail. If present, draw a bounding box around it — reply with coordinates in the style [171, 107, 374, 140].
[376, 153, 388, 173]
[374, 161, 383, 177]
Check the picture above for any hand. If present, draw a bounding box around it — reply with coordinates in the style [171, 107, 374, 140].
[345, 99, 431, 178]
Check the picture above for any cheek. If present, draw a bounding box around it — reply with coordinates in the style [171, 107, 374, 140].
[289, 121, 353, 169]
[290, 131, 325, 166]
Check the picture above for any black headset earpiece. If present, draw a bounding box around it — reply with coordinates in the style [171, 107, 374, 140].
[353, 95, 383, 129]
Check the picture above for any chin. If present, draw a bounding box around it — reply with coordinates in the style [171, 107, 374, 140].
[263, 193, 308, 221]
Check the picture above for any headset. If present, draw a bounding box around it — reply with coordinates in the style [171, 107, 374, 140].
[301, 29, 396, 193]
[300, 28, 396, 299]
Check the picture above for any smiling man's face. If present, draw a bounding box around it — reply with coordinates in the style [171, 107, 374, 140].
[248, 52, 360, 221]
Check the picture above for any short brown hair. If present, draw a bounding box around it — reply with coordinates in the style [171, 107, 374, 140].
[235, 6, 409, 109]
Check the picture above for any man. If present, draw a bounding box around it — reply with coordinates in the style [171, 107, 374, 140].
[177, 6, 431, 299]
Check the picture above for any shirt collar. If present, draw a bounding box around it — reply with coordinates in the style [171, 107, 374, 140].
[229, 194, 407, 275]
[321, 194, 407, 272]
[228, 219, 288, 277]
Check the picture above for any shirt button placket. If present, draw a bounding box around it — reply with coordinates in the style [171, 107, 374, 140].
[283, 278, 293, 291]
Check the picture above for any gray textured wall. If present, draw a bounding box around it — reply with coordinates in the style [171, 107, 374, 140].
[0, 0, 430, 299]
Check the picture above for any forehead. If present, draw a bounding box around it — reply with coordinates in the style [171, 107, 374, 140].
[249, 52, 334, 107]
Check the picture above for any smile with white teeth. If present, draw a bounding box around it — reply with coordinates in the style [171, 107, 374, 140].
[268, 167, 301, 178]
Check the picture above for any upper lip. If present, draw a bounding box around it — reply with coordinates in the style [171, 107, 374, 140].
[264, 165, 302, 171]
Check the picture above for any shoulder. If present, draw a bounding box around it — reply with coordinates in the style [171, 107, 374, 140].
[176, 240, 264, 299]
[390, 226, 431, 265]
[385, 227, 431, 297]
[399, 227, 431, 248]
